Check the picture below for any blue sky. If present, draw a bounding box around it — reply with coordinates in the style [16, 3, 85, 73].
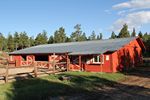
[0, 0, 150, 39]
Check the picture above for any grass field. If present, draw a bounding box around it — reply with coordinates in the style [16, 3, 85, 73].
[0, 72, 124, 100]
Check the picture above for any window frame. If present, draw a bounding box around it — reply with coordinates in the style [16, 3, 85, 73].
[92, 55, 104, 64]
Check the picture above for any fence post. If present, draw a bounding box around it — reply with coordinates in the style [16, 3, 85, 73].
[34, 61, 38, 77]
[5, 62, 9, 83]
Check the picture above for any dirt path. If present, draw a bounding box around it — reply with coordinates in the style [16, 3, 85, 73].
[120, 66, 150, 88]
[99, 66, 150, 100]
[65, 66, 150, 100]
[120, 74, 150, 89]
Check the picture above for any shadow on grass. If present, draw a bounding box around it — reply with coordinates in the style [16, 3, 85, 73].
[122, 66, 150, 78]
[5, 73, 150, 100]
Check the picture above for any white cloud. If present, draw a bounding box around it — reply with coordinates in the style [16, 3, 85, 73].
[113, 0, 150, 10]
[104, 10, 111, 14]
[117, 10, 128, 16]
[111, 11, 150, 32]
[111, 0, 150, 32]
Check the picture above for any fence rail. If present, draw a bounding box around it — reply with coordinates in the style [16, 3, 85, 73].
[143, 57, 150, 63]
[0, 61, 67, 83]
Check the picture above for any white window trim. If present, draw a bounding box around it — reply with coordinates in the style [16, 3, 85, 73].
[92, 55, 104, 64]
[106, 55, 109, 61]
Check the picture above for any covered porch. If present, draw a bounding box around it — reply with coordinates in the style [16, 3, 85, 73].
[9, 50, 115, 72]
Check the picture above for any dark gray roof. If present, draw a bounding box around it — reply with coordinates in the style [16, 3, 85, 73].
[10, 37, 138, 55]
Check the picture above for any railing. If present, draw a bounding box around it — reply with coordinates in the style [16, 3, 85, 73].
[20, 60, 67, 69]
[143, 58, 150, 63]
[21, 61, 29, 66]
[0, 60, 68, 83]
[36, 61, 49, 68]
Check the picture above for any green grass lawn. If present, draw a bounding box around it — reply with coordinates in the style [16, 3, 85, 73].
[0, 72, 125, 100]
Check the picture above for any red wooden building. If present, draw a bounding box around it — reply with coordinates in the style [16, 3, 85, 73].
[9, 37, 145, 72]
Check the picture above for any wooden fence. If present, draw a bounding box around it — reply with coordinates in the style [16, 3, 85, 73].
[0, 61, 67, 83]
[143, 58, 150, 63]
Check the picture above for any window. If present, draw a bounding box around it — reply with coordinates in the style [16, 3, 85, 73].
[93, 56, 100, 63]
[106, 55, 109, 61]
[92, 55, 104, 64]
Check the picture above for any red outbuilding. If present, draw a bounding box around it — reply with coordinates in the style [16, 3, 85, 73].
[9, 37, 145, 72]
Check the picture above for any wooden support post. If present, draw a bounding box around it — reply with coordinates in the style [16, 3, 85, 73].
[34, 61, 38, 77]
[48, 55, 51, 70]
[110, 55, 113, 72]
[53, 61, 56, 72]
[48, 55, 53, 70]
[48, 61, 51, 70]
[66, 54, 70, 71]
[53, 53, 56, 72]
[79, 55, 82, 71]
[5, 64, 9, 83]
[100, 54, 103, 73]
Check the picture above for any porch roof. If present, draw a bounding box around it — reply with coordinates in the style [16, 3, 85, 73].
[10, 37, 138, 55]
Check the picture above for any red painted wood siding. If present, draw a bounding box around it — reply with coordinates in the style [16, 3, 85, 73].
[84, 54, 112, 72]
[112, 38, 143, 72]
[13, 56, 22, 67]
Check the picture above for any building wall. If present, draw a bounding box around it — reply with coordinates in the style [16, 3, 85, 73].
[11, 55, 22, 67]
[111, 52, 119, 72]
[112, 38, 143, 72]
[70, 54, 113, 72]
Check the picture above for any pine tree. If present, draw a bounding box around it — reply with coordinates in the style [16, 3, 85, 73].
[42, 30, 48, 43]
[89, 31, 96, 40]
[96, 33, 103, 40]
[7, 34, 14, 52]
[48, 35, 54, 44]
[110, 31, 116, 39]
[131, 28, 136, 37]
[99, 33, 103, 39]
[53, 27, 66, 43]
[18, 32, 29, 49]
[53, 31, 58, 43]
[144, 32, 148, 36]
[65, 37, 71, 42]
[2, 38, 8, 51]
[118, 24, 130, 38]
[142, 32, 150, 42]
[35, 30, 48, 45]
[29, 36, 35, 47]
[80, 32, 87, 41]
[70, 24, 83, 42]
[96, 35, 99, 40]
[0, 33, 7, 51]
[14, 32, 20, 50]
[138, 31, 143, 38]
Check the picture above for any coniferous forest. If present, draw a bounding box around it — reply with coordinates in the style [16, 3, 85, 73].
[0, 24, 150, 56]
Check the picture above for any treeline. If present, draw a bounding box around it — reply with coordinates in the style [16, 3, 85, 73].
[0, 24, 103, 52]
[110, 24, 150, 56]
[110, 24, 150, 57]
[0, 24, 150, 53]
[110, 24, 150, 39]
